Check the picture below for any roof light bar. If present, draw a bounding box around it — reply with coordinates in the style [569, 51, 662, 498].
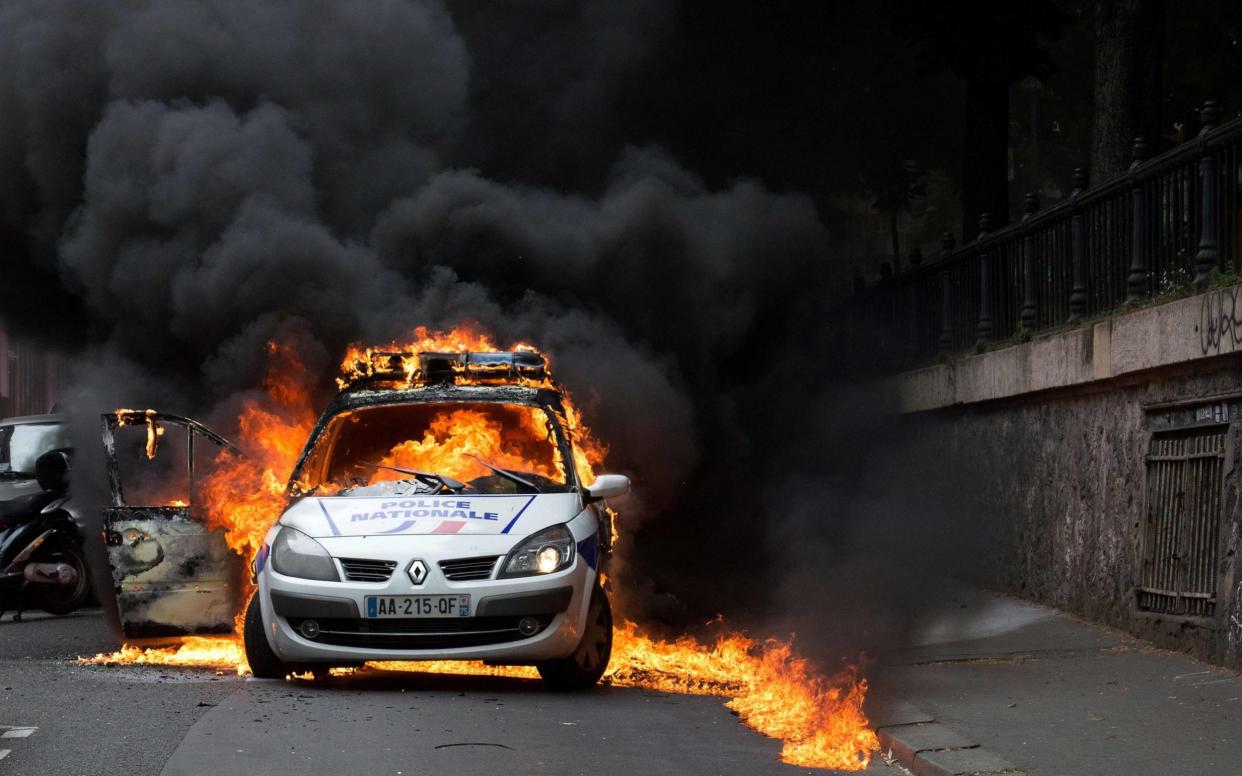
[350, 350, 547, 387]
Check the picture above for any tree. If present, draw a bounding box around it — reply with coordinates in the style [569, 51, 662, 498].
[886, 1, 1070, 239]
[871, 159, 925, 273]
[1090, 0, 1167, 181]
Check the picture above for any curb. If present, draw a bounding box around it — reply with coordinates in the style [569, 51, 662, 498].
[868, 700, 1024, 776]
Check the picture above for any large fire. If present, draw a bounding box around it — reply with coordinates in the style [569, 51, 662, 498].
[375, 406, 565, 487]
[82, 325, 879, 770]
[197, 339, 318, 559]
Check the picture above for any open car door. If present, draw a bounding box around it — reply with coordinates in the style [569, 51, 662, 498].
[101, 411, 245, 639]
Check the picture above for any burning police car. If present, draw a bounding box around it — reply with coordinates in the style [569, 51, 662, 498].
[243, 350, 626, 689]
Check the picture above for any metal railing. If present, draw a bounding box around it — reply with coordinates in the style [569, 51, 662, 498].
[854, 101, 1242, 370]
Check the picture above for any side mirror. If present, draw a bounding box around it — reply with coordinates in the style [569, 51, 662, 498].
[35, 449, 71, 493]
[586, 473, 630, 501]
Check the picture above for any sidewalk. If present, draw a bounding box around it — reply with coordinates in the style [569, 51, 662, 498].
[864, 588, 1242, 776]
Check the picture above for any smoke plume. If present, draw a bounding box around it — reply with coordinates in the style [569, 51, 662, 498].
[0, 0, 971, 658]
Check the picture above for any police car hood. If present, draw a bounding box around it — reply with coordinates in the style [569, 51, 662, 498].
[279, 493, 582, 538]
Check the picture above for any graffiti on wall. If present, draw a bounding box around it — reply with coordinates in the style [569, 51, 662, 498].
[1198, 286, 1242, 355]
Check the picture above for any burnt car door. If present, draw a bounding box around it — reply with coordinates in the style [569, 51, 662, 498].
[101, 411, 244, 638]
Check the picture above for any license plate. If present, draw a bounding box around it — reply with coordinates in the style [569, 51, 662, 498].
[365, 594, 471, 618]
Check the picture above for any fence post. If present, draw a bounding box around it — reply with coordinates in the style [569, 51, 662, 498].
[938, 232, 956, 351]
[1021, 192, 1039, 330]
[907, 247, 923, 353]
[1194, 100, 1222, 289]
[1068, 168, 1089, 323]
[907, 282, 919, 354]
[976, 213, 993, 348]
[1126, 137, 1150, 305]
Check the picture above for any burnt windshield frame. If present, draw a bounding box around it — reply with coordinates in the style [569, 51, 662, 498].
[287, 386, 581, 496]
[100, 412, 239, 508]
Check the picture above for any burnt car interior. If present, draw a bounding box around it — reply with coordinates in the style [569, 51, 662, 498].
[296, 401, 575, 495]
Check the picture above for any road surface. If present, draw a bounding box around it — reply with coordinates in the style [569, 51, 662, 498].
[0, 609, 897, 776]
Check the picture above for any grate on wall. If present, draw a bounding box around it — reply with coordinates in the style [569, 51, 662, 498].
[1138, 427, 1226, 618]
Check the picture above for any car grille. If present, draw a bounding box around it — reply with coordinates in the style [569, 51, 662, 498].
[439, 556, 500, 581]
[339, 558, 397, 582]
[286, 615, 552, 650]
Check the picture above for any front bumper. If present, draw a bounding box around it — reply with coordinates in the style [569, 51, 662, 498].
[257, 534, 595, 664]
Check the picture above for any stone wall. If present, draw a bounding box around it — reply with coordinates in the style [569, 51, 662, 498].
[895, 284, 1242, 665]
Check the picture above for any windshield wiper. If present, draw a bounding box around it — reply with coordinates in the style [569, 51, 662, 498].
[467, 455, 542, 493]
[359, 462, 467, 493]
[0, 470, 34, 480]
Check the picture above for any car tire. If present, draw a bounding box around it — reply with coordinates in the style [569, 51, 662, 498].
[36, 540, 91, 616]
[537, 586, 612, 691]
[243, 591, 291, 679]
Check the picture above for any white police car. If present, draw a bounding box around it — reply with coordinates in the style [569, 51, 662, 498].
[242, 350, 627, 689]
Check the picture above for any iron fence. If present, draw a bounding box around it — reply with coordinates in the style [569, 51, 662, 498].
[852, 102, 1242, 370]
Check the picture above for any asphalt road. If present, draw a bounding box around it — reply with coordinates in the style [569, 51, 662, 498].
[0, 609, 898, 776]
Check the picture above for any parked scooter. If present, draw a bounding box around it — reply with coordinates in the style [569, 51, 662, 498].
[0, 449, 90, 619]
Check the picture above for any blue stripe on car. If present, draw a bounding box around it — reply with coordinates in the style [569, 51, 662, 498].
[577, 534, 599, 570]
[500, 495, 538, 534]
[317, 499, 342, 536]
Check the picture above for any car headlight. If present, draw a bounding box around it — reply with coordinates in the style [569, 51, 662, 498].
[270, 526, 339, 581]
[499, 524, 576, 578]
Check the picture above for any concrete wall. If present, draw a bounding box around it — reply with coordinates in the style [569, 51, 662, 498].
[898, 283, 1242, 413]
[895, 284, 1242, 666]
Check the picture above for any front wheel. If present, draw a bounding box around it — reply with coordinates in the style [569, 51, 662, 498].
[538, 586, 612, 691]
[243, 592, 292, 679]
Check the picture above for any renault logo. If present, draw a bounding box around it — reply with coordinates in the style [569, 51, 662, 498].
[407, 559, 428, 586]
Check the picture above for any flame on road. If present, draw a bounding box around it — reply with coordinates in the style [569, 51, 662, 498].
[91, 637, 246, 672]
[366, 620, 877, 770]
[82, 326, 878, 771]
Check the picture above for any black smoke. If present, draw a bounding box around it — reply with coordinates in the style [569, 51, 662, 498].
[1, 0, 977, 658]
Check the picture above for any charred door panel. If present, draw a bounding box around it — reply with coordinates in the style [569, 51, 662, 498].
[101, 412, 243, 638]
[103, 507, 240, 636]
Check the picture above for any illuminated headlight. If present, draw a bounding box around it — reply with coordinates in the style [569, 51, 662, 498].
[270, 526, 339, 581]
[500, 524, 575, 578]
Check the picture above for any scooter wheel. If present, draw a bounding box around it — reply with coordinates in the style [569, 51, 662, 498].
[36, 540, 91, 616]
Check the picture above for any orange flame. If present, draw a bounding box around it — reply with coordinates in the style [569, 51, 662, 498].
[115, 408, 164, 459]
[375, 406, 565, 486]
[367, 621, 877, 769]
[82, 325, 877, 771]
[87, 637, 247, 673]
[198, 340, 317, 560]
[606, 622, 877, 768]
[336, 323, 527, 389]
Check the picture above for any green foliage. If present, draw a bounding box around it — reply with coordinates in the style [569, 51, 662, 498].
[1210, 258, 1240, 288]
[1153, 265, 1194, 303]
[1014, 320, 1032, 344]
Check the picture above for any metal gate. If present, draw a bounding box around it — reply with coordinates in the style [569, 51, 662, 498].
[1138, 427, 1226, 617]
